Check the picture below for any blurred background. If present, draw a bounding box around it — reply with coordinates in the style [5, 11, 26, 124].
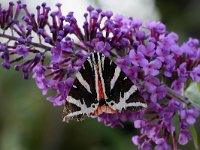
[0, 0, 200, 150]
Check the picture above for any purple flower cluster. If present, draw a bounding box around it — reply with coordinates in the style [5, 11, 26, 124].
[0, 2, 200, 149]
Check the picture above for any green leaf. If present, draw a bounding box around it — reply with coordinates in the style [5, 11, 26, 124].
[185, 83, 200, 107]
[186, 83, 200, 150]
[189, 125, 199, 150]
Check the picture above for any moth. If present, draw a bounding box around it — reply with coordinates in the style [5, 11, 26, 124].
[62, 52, 147, 122]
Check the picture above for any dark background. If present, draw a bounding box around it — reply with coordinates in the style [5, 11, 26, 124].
[0, 0, 200, 150]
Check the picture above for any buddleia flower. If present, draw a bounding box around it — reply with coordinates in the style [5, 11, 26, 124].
[0, 2, 200, 149]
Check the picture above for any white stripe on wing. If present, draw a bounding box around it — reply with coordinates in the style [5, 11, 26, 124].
[76, 71, 92, 93]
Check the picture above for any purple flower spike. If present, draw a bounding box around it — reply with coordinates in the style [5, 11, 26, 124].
[0, 2, 200, 149]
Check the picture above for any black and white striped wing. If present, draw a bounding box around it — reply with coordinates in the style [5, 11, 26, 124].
[100, 53, 147, 112]
[63, 54, 98, 122]
[62, 52, 147, 122]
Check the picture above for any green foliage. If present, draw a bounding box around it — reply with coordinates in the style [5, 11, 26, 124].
[186, 83, 200, 107]
[189, 125, 199, 150]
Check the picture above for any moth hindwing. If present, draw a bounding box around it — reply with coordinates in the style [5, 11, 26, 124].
[62, 52, 147, 122]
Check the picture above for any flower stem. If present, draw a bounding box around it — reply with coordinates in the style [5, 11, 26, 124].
[172, 131, 178, 150]
[0, 33, 51, 50]
[166, 87, 200, 109]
